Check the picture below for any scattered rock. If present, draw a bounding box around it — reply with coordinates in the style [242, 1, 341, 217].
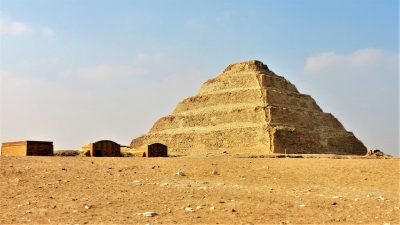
[84, 204, 92, 209]
[176, 171, 186, 176]
[142, 211, 157, 217]
[211, 169, 219, 175]
[196, 205, 203, 210]
[299, 204, 306, 208]
[231, 208, 236, 212]
[209, 206, 215, 210]
[332, 202, 337, 205]
[366, 149, 388, 157]
[377, 196, 386, 201]
[184, 207, 194, 212]
[160, 182, 169, 187]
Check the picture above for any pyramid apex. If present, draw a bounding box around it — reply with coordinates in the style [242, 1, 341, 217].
[223, 60, 269, 73]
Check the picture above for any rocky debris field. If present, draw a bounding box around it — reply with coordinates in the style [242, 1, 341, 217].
[0, 156, 398, 224]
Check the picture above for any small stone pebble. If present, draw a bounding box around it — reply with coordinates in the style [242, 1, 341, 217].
[176, 171, 186, 176]
[185, 207, 194, 212]
[377, 196, 385, 201]
[84, 204, 92, 209]
[142, 211, 157, 217]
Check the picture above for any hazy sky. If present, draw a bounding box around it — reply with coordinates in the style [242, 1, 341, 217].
[0, 0, 398, 155]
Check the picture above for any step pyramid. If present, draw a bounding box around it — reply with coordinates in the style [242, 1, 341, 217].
[130, 60, 367, 155]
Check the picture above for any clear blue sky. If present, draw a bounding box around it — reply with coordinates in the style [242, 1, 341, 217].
[0, 0, 398, 155]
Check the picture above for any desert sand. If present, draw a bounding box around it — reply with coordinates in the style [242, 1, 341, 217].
[0, 155, 398, 224]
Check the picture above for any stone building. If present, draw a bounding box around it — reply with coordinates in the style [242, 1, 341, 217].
[81, 140, 121, 157]
[131, 60, 367, 155]
[148, 143, 168, 157]
[1, 141, 53, 156]
[126, 143, 168, 157]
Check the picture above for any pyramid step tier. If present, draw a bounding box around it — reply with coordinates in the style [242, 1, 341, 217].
[132, 125, 365, 155]
[152, 105, 342, 132]
[174, 88, 321, 114]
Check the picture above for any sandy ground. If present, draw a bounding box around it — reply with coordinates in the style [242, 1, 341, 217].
[0, 156, 399, 224]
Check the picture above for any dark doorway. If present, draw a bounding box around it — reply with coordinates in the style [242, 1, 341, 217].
[94, 149, 103, 157]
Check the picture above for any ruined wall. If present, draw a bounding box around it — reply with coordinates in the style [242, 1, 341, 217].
[130, 60, 367, 155]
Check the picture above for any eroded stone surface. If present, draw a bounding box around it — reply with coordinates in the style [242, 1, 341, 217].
[130, 60, 366, 155]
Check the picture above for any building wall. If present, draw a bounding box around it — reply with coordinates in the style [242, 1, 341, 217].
[92, 141, 120, 157]
[27, 142, 53, 156]
[81, 140, 120, 157]
[148, 143, 168, 157]
[81, 144, 93, 156]
[1, 141, 53, 156]
[1, 142, 27, 156]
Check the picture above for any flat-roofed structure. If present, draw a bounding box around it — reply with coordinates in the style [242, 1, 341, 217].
[1, 141, 54, 156]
